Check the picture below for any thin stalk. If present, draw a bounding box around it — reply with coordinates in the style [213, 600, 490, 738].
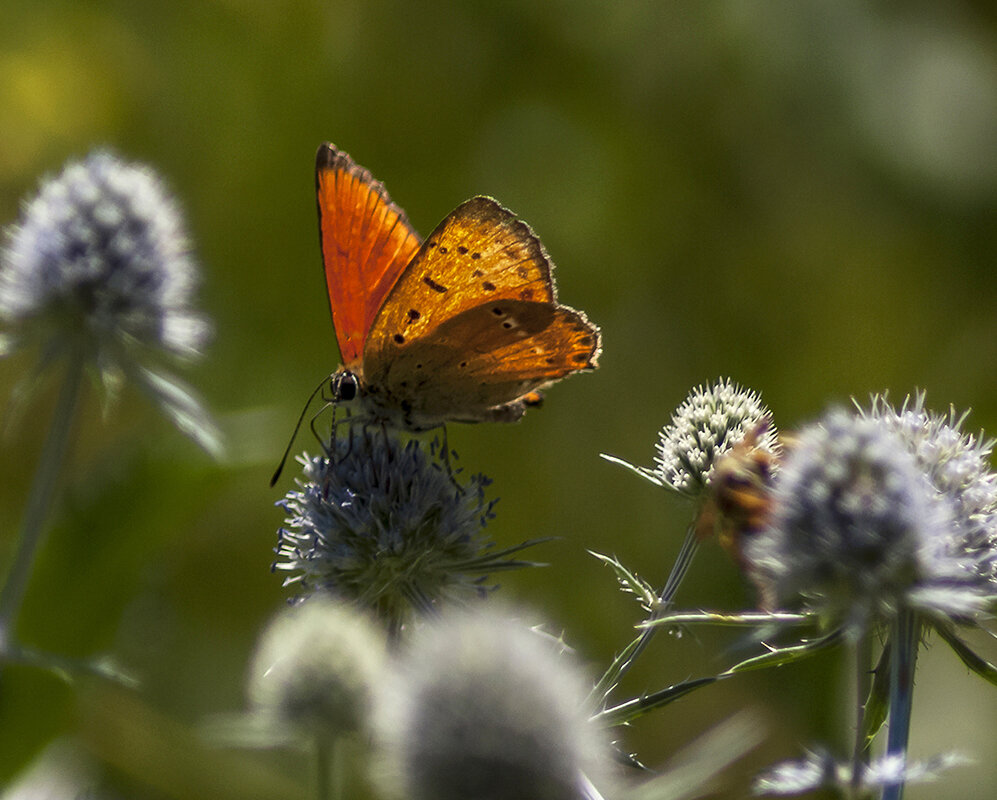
[0, 355, 85, 652]
[314, 735, 337, 800]
[610, 523, 699, 690]
[882, 610, 920, 800]
[849, 632, 872, 798]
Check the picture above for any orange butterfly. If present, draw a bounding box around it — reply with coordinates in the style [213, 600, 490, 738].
[272, 143, 600, 482]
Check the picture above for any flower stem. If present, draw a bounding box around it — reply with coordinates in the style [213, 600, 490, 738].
[315, 736, 331, 800]
[314, 734, 349, 800]
[882, 610, 920, 800]
[0, 355, 84, 654]
[849, 632, 872, 798]
[610, 523, 699, 689]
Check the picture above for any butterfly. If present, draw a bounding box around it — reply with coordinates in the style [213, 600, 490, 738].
[271, 143, 601, 484]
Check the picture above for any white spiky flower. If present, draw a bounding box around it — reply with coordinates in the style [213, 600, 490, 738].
[606, 378, 778, 498]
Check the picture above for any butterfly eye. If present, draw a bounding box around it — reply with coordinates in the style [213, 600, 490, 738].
[333, 371, 359, 402]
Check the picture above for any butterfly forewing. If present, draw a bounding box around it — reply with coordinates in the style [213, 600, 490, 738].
[316, 143, 422, 364]
[363, 197, 559, 366]
[361, 196, 600, 418]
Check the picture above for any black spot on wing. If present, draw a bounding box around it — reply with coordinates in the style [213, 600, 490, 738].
[423, 276, 448, 293]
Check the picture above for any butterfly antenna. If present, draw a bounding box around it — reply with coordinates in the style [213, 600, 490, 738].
[270, 375, 332, 487]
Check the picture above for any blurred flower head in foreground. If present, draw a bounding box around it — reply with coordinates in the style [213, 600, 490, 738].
[247, 596, 386, 739]
[606, 378, 778, 500]
[0, 149, 218, 452]
[274, 428, 538, 631]
[374, 605, 609, 800]
[746, 406, 995, 632]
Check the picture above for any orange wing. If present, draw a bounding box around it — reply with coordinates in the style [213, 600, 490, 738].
[362, 197, 600, 414]
[364, 197, 557, 366]
[315, 143, 422, 365]
[369, 299, 600, 418]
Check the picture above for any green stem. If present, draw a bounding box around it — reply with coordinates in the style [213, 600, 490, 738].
[315, 736, 331, 800]
[314, 734, 349, 800]
[0, 356, 85, 653]
[610, 523, 699, 690]
[849, 632, 872, 798]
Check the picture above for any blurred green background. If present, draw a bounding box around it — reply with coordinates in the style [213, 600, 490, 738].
[2, 1, 996, 797]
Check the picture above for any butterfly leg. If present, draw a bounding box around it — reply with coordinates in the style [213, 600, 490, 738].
[436, 424, 467, 494]
[330, 411, 365, 463]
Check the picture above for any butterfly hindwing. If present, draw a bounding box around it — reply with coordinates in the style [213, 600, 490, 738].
[316, 143, 422, 365]
[368, 296, 600, 418]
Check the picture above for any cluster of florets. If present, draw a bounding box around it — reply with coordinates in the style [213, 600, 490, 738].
[273, 428, 502, 625]
[0, 150, 208, 363]
[745, 398, 997, 630]
[608, 378, 779, 499]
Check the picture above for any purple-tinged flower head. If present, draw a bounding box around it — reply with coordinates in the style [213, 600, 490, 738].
[247, 596, 386, 739]
[0, 150, 208, 363]
[606, 378, 778, 499]
[373, 605, 610, 800]
[0, 150, 219, 453]
[862, 393, 997, 594]
[274, 428, 535, 630]
[745, 408, 989, 631]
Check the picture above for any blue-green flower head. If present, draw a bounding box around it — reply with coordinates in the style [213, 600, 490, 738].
[374, 605, 610, 800]
[274, 429, 530, 628]
[745, 408, 984, 631]
[0, 150, 208, 364]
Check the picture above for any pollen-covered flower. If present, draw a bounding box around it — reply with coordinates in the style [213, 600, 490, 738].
[0, 150, 208, 361]
[862, 393, 997, 592]
[274, 429, 536, 629]
[373, 605, 609, 800]
[745, 408, 988, 630]
[247, 596, 386, 739]
[606, 378, 778, 498]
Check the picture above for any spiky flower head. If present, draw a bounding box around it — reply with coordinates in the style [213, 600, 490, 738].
[606, 378, 778, 498]
[861, 392, 997, 592]
[274, 429, 537, 631]
[373, 605, 609, 800]
[0, 150, 208, 362]
[246, 596, 386, 739]
[0, 150, 218, 452]
[745, 408, 989, 631]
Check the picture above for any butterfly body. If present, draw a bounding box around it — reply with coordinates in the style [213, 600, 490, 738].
[316, 143, 600, 432]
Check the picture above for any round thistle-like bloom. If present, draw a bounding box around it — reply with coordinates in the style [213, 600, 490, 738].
[374, 606, 609, 800]
[744, 408, 978, 629]
[604, 378, 778, 499]
[649, 378, 778, 497]
[247, 596, 386, 738]
[863, 393, 997, 592]
[274, 429, 531, 626]
[0, 150, 208, 362]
